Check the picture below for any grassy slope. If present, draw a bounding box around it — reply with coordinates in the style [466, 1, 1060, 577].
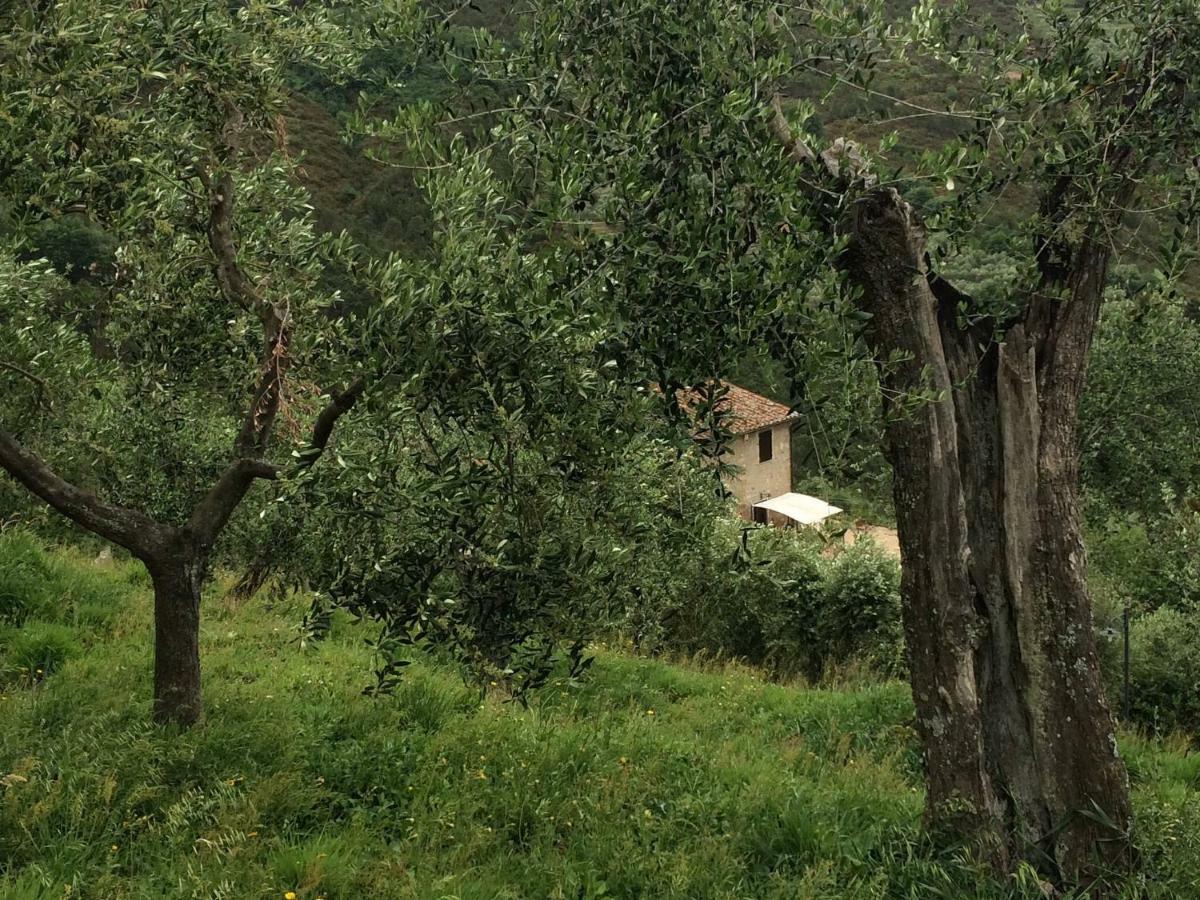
[1, 537, 1199, 899]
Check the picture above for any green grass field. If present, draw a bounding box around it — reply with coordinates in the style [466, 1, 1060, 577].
[2, 533, 1199, 899]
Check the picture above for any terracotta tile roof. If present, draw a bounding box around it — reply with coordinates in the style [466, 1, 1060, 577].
[674, 381, 796, 436]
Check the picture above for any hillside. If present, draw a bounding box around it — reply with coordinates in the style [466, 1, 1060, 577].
[2, 535, 1199, 898]
[285, 93, 431, 259]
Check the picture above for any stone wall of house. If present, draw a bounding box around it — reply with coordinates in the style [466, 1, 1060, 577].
[726, 422, 792, 522]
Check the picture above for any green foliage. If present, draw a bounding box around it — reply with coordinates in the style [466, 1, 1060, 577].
[0, 531, 135, 689]
[818, 541, 904, 678]
[1088, 505, 1200, 616]
[937, 246, 1022, 314]
[1089, 517, 1169, 617]
[27, 215, 117, 283]
[2, 0, 1197, 834]
[284, 95, 432, 258]
[1089, 515, 1200, 737]
[760, 283, 891, 499]
[0, 530, 127, 630]
[3, 541, 1199, 898]
[454, 0, 830, 386]
[0, 530, 57, 626]
[295, 414, 722, 696]
[274, 142, 675, 692]
[1125, 607, 1200, 737]
[626, 521, 904, 680]
[0, 0, 419, 539]
[306, 0, 918, 696]
[1082, 288, 1200, 518]
[628, 519, 823, 674]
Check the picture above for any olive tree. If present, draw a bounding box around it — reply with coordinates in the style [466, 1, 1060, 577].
[0, 0, 416, 725]
[772, 1, 1199, 879]
[473, 0, 1200, 884]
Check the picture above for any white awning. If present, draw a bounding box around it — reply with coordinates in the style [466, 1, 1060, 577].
[752, 492, 843, 526]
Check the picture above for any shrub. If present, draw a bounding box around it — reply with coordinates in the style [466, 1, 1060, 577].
[1124, 607, 1200, 736]
[638, 521, 905, 681]
[1087, 506, 1200, 616]
[629, 517, 827, 675]
[734, 526, 826, 672]
[1082, 290, 1200, 517]
[817, 541, 904, 678]
[28, 215, 117, 282]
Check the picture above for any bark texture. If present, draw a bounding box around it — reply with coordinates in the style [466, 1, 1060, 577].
[843, 186, 1132, 881]
[148, 547, 207, 726]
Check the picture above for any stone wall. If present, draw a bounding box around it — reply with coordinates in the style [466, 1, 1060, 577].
[726, 422, 792, 522]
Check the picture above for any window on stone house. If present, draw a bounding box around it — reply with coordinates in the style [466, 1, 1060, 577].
[758, 428, 772, 463]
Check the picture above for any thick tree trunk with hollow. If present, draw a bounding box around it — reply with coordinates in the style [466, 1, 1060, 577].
[147, 547, 207, 727]
[843, 187, 1132, 882]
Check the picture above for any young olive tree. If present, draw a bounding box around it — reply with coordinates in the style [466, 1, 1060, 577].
[292, 73, 736, 693]
[275, 0, 833, 697]
[0, 1, 415, 725]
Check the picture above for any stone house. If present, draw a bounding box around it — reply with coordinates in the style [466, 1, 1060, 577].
[677, 382, 841, 527]
[715, 385, 797, 523]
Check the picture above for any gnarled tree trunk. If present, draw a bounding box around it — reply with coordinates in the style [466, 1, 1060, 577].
[844, 187, 1132, 882]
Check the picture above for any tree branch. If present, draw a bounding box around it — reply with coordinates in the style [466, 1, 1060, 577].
[0, 361, 50, 408]
[232, 320, 290, 458]
[298, 378, 365, 467]
[769, 93, 820, 168]
[185, 378, 365, 547]
[197, 105, 291, 460]
[769, 93, 875, 191]
[182, 100, 365, 550]
[185, 457, 280, 547]
[0, 428, 168, 557]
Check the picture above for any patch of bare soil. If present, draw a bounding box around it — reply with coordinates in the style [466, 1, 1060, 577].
[842, 522, 901, 559]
